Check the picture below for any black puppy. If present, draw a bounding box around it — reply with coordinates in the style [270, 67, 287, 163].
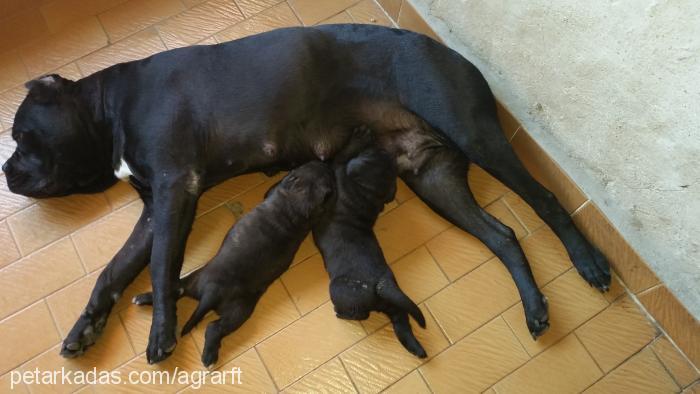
[313, 128, 427, 358]
[4, 24, 610, 362]
[132, 161, 333, 367]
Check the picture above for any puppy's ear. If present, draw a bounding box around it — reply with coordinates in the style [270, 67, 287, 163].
[25, 74, 75, 103]
[376, 273, 426, 328]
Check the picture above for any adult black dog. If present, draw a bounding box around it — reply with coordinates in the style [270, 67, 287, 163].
[313, 127, 427, 358]
[3, 24, 610, 363]
[131, 161, 333, 367]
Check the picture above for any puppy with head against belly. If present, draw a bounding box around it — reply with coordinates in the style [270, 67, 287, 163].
[132, 161, 333, 367]
[313, 126, 428, 358]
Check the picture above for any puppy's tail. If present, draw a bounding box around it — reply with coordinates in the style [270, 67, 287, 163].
[376, 273, 426, 328]
[181, 291, 217, 336]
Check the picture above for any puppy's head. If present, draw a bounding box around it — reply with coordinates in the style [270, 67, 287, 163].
[267, 161, 334, 218]
[2, 75, 115, 198]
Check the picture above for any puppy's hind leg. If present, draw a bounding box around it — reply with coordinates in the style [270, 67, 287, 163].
[201, 300, 256, 368]
[401, 146, 550, 338]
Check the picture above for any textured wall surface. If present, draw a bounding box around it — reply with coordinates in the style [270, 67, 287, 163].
[409, 0, 700, 317]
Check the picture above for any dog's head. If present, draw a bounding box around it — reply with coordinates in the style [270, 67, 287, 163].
[2, 75, 115, 198]
[267, 161, 334, 219]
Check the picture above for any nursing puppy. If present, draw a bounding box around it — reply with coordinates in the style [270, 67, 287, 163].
[133, 161, 333, 367]
[313, 128, 427, 358]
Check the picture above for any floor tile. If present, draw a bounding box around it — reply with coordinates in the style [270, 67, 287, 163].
[77, 28, 167, 76]
[0, 220, 20, 268]
[583, 347, 679, 394]
[0, 301, 61, 375]
[98, 0, 185, 42]
[0, 238, 83, 320]
[603, 273, 626, 303]
[72, 200, 143, 272]
[283, 358, 356, 393]
[419, 317, 530, 394]
[0, 371, 29, 393]
[503, 192, 545, 233]
[317, 11, 355, 25]
[46, 270, 100, 336]
[235, 0, 285, 18]
[156, 0, 245, 49]
[0, 85, 27, 132]
[215, 2, 301, 42]
[572, 202, 660, 293]
[496, 101, 520, 141]
[190, 280, 300, 368]
[180, 348, 277, 392]
[396, 1, 440, 41]
[181, 205, 236, 274]
[651, 335, 699, 388]
[281, 254, 329, 315]
[291, 233, 318, 266]
[468, 165, 510, 207]
[16, 318, 135, 394]
[425, 258, 519, 343]
[340, 305, 449, 393]
[104, 181, 139, 210]
[425, 227, 493, 281]
[383, 370, 431, 394]
[484, 198, 527, 240]
[346, 0, 393, 27]
[494, 335, 603, 394]
[288, 0, 359, 25]
[377, 0, 402, 22]
[576, 296, 657, 372]
[40, 0, 127, 33]
[257, 302, 366, 388]
[20, 18, 109, 76]
[511, 128, 587, 214]
[196, 173, 266, 216]
[375, 197, 450, 263]
[519, 227, 574, 286]
[502, 269, 609, 356]
[0, 8, 50, 55]
[94, 335, 203, 393]
[638, 285, 700, 366]
[394, 179, 415, 204]
[0, 51, 28, 93]
[0, 131, 16, 168]
[8, 192, 111, 255]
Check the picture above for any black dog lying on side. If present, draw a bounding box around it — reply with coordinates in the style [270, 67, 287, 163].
[132, 161, 333, 367]
[313, 128, 427, 358]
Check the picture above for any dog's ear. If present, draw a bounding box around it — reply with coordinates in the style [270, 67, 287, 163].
[376, 273, 426, 328]
[25, 74, 75, 103]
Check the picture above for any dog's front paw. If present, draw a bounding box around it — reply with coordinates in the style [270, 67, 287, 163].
[146, 322, 177, 364]
[60, 311, 108, 358]
[201, 347, 220, 369]
[525, 295, 549, 340]
[574, 246, 611, 292]
[132, 292, 154, 305]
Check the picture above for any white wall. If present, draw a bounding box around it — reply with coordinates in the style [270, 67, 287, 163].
[409, 0, 700, 317]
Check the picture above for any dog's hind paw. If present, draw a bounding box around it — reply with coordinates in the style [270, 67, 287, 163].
[574, 247, 611, 292]
[60, 311, 108, 358]
[132, 292, 153, 305]
[525, 295, 550, 340]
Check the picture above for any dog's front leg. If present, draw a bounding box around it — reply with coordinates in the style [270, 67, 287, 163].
[146, 175, 199, 364]
[61, 198, 154, 358]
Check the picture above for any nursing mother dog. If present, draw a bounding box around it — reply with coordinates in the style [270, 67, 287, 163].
[2, 24, 610, 364]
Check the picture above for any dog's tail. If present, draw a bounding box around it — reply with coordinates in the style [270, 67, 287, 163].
[181, 290, 217, 336]
[376, 273, 426, 328]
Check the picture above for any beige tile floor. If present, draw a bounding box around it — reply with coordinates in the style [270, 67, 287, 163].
[0, 0, 698, 392]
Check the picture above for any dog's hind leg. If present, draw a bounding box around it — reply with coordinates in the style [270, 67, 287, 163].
[466, 117, 610, 290]
[61, 201, 154, 358]
[200, 300, 256, 368]
[400, 147, 550, 338]
[389, 312, 427, 358]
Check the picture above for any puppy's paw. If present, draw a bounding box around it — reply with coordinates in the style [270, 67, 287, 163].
[146, 323, 177, 364]
[60, 311, 108, 358]
[201, 348, 219, 369]
[574, 247, 611, 292]
[132, 292, 154, 306]
[525, 295, 550, 340]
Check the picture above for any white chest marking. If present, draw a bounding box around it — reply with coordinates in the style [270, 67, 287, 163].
[114, 158, 133, 181]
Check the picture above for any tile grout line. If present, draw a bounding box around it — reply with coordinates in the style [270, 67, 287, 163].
[569, 199, 591, 217]
[252, 345, 281, 393]
[573, 331, 605, 375]
[648, 337, 687, 390]
[373, 0, 400, 28]
[43, 298, 65, 346]
[508, 125, 522, 143]
[501, 313, 534, 359]
[501, 194, 534, 236]
[116, 312, 138, 358]
[285, 0, 306, 26]
[337, 357, 362, 394]
[416, 368, 436, 394]
[278, 278, 303, 318]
